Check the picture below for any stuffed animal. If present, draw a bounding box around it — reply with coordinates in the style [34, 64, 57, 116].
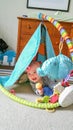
[37, 54, 73, 80]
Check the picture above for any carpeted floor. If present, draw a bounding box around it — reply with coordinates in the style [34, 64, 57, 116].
[0, 83, 73, 130]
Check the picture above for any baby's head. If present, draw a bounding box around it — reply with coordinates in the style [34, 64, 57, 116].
[26, 61, 42, 83]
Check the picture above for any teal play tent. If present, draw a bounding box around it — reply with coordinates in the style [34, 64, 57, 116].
[0, 23, 55, 89]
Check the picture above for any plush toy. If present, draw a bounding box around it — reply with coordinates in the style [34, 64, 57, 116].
[37, 53, 73, 80]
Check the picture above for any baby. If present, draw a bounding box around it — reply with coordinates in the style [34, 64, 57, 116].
[26, 61, 57, 96]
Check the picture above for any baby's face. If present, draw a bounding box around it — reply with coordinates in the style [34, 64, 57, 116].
[27, 64, 41, 83]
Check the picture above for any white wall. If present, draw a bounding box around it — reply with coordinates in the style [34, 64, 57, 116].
[0, 0, 73, 52]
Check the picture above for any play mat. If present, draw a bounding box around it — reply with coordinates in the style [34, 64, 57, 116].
[0, 13, 73, 109]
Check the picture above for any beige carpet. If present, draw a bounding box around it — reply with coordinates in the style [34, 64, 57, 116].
[0, 83, 73, 130]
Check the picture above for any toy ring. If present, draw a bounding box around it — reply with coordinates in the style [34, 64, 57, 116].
[0, 84, 59, 109]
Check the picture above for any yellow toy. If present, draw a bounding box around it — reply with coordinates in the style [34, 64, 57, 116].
[36, 83, 43, 96]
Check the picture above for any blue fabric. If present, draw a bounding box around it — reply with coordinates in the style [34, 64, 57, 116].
[4, 50, 16, 63]
[37, 24, 55, 62]
[45, 26, 55, 59]
[37, 53, 73, 80]
[0, 24, 55, 89]
[43, 86, 53, 96]
[37, 53, 46, 63]
[1, 24, 41, 88]
[0, 50, 16, 64]
[0, 76, 10, 85]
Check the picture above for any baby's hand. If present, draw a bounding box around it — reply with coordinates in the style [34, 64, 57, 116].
[36, 83, 43, 96]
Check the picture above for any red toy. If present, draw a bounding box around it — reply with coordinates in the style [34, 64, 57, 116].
[10, 89, 15, 95]
[50, 94, 59, 103]
[61, 70, 73, 87]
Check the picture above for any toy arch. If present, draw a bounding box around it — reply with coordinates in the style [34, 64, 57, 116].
[0, 13, 73, 109]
